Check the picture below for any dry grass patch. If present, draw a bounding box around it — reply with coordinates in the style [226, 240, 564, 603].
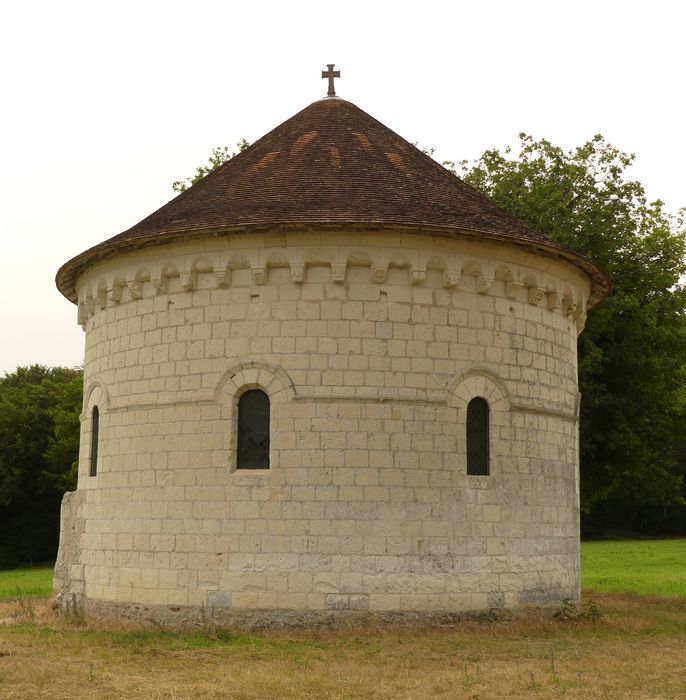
[0, 594, 685, 699]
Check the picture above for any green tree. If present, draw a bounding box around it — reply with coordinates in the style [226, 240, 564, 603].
[0, 365, 82, 567]
[459, 134, 686, 532]
[172, 140, 250, 193]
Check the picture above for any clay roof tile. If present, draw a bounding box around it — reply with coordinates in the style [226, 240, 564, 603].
[56, 96, 610, 305]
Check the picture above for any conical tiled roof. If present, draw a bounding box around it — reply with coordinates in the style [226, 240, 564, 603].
[56, 96, 610, 305]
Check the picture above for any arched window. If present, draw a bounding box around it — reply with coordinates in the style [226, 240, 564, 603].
[237, 390, 270, 469]
[467, 397, 489, 475]
[89, 406, 99, 477]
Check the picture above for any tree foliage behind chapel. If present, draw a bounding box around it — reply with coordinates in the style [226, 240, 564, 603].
[0, 365, 81, 567]
[458, 134, 686, 534]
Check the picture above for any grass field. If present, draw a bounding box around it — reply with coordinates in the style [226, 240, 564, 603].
[0, 593, 684, 698]
[581, 538, 686, 597]
[0, 541, 684, 698]
[0, 565, 53, 601]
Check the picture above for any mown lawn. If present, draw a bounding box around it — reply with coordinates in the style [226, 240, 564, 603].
[0, 565, 53, 601]
[581, 538, 686, 597]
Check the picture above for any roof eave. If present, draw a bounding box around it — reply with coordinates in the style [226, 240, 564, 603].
[56, 221, 611, 308]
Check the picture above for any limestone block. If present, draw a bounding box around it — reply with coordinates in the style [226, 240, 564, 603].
[482, 505, 502, 523]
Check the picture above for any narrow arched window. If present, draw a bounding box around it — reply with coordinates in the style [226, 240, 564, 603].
[467, 397, 489, 475]
[237, 390, 270, 469]
[89, 406, 99, 477]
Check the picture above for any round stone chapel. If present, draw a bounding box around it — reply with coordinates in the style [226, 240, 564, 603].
[54, 77, 609, 626]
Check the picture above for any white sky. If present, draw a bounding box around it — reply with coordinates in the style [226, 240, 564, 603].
[1, 0, 684, 375]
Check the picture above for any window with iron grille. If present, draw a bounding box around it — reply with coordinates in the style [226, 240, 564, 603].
[466, 397, 489, 475]
[89, 406, 99, 477]
[237, 390, 270, 469]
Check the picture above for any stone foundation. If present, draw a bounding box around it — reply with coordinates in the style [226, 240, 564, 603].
[57, 596, 563, 631]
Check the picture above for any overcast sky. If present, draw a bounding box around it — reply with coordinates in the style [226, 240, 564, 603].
[1, 0, 683, 375]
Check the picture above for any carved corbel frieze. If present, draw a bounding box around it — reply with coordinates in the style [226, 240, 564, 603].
[506, 280, 523, 299]
[477, 275, 493, 294]
[371, 264, 387, 284]
[331, 263, 346, 284]
[410, 268, 425, 285]
[443, 270, 460, 290]
[528, 286, 545, 306]
[563, 297, 577, 318]
[251, 267, 266, 285]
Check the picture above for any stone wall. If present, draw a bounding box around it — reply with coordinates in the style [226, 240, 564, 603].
[55, 229, 589, 622]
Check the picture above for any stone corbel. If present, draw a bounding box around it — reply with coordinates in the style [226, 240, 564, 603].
[528, 286, 545, 306]
[290, 264, 304, 284]
[84, 296, 95, 316]
[546, 290, 561, 311]
[152, 277, 167, 295]
[410, 268, 425, 285]
[477, 275, 493, 294]
[563, 297, 577, 318]
[251, 267, 266, 285]
[506, 280, 523, 299]
[443, 271, 460, 290]
[77, 303, 88, 326]
[110, 282, 126, 303]
[180, 271, 196, 292]
[96, 289, 107, 310]
[575, 308, 587, 334]
[371, 264, 387, 284]
[331, 263, 346, 284]
[215, 268, 231, 287]
[128, 280, 143, 299]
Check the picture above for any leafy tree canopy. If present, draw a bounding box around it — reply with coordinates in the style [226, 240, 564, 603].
[172, 140, 250, 193]
[0, 365, 82, 566]
[458, 134, 686, 521]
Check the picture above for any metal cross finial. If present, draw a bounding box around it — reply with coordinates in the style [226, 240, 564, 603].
[322, 63, 341, 97]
